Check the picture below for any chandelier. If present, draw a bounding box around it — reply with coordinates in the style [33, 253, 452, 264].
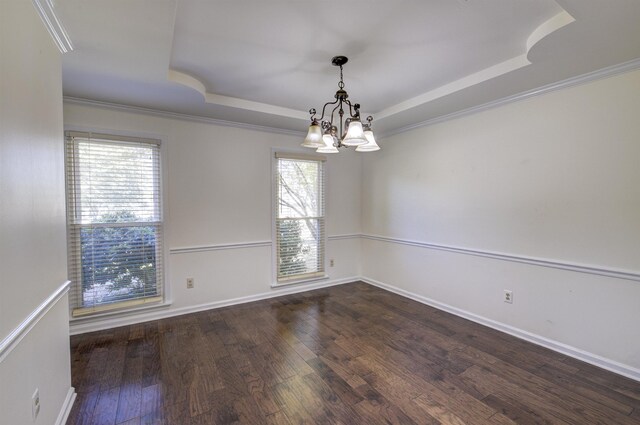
[302, 56, 380, 153]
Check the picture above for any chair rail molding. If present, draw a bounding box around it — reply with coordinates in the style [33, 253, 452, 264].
[170, 234, 360, 255]
[170, 240, 272, 255]
[362, 234, 640, 283]
[0, 280, 71, 363]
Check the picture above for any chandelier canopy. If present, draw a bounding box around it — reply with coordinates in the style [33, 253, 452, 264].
[302, 56, 380, 153]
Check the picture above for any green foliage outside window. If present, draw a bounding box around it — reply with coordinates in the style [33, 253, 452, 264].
[81, 210, 157, 304]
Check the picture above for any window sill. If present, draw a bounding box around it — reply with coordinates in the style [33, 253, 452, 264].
[271, 274, 329, 289]
[69, 299, 172, 323]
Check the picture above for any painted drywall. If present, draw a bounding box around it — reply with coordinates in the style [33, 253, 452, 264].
[361, 69, 640, 372]
[63, 103, 362, 331]
[0, 1, 72, 423]
[0, 297, 73, 425]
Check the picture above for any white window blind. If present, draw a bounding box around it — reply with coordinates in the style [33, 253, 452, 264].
[65, 131, 164, 316]
[275, 153, 326, 282]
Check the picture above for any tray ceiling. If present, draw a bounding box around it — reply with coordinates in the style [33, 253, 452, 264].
[57, 0, 640, 135]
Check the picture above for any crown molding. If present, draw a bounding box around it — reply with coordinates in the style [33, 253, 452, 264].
[63, 96, 307, 138]
[376, 10, 575, 122]
[66, 57, 640, 141]
[380, 57, 640, 139]
[32, 0, 73, 53]
[375, 55, 531, 121]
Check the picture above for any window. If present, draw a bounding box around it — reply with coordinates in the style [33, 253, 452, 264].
[65, 131, 164, 316]
[274, 152, 326, 283]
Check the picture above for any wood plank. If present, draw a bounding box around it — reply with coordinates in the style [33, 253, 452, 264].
[305, 357, 364, 406]
[65, 391, 99, 425]
[271, 377, 319, 425]
[462, 365, 639, 425]
[89, 387, 119, 425]
[67, 282, 640, 425]
[455, 346, 639, 423]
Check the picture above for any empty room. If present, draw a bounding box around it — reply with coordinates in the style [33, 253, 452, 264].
[2, 0, 640, 424]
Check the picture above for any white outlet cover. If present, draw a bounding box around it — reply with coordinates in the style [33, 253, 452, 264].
[504, 290, 513, 304]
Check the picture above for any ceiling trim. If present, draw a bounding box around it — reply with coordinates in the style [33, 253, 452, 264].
[376, 54, 531, 120]
[377, 10, 574, 121]
[380, 57, 640, 139]
[31, 0, 73, 53]
[63, 57, 640, 141]
[526, 10, 575, 53]
[164, 9, 574, 125]
[63, 96, 306, 138]
[168, 69, 306, 120]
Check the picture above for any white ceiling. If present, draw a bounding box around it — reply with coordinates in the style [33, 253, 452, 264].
[57, 0, 640, 136]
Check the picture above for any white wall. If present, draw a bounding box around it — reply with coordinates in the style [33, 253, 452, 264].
[63, 103, 362, 332]
[0, 1, 73, 424]
[361, 69, 640, 376]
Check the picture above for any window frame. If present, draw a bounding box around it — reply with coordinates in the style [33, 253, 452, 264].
[271, 150, 328, 287]
[64, 130, 168, 318]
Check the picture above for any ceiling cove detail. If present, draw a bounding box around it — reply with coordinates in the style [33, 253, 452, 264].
[167, 69, 305, 120]
[32, 0, 74, 53]
[167, 9, 574, 124]
[377, 10, 575, 120]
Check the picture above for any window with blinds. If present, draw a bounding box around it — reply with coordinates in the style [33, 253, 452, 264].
[275, 153, 326, 282]
[65, 131, 164, 317]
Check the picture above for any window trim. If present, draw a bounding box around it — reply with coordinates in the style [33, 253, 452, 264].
[64, 129, 169, 317]
[271, 149, 328, 287]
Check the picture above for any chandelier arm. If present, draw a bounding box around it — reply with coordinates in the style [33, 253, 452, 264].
[342, 99, 355, 119]
[317, 98, 339, 122]
[349, 100, 362, 119]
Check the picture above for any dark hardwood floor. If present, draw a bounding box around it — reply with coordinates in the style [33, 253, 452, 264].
[66, 281, 640, 425]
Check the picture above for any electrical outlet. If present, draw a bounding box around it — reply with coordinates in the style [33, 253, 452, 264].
[32, 388, 40, 420]
[504, 290, 513, 304]
[186, 278, 194, 289]
[330, 259, 334, 267]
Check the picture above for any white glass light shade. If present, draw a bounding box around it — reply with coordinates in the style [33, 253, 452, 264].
[317, 134, 339, 153]
[355, 130, 380, 152]
[342, 120, 367, 146]
[302, 123, 324, 148]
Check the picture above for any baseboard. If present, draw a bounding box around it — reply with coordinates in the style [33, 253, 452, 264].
[361, 276, 640, 382]
[55, 387, 76, 425]
[68, 273, 640, 382]
[69, 276, 356, 335]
